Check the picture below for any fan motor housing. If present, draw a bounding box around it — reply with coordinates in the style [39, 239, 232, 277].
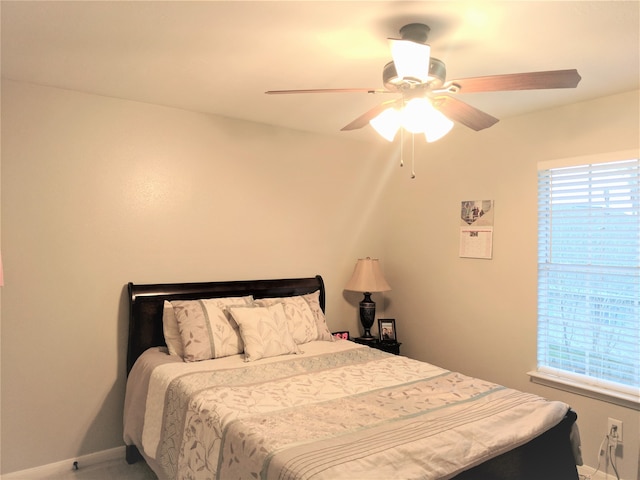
[383, 58, 446, 91]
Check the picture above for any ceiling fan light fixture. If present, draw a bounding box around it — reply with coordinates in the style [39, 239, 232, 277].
[397, 97, 454, 141]
[401, 97, 432, 133]
[424, 112, 454, 142]
[267, 21, 582, 142]
[389, 39, 431, 83]
[370, 107, 401, 141]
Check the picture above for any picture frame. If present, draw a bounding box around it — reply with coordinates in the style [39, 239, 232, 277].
[378, 318, 396, 342]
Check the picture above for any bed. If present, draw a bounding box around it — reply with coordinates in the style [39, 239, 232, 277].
[123, 275, 580, 480]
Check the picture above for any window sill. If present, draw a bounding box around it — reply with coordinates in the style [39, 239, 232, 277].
[527, 371, 639, 410]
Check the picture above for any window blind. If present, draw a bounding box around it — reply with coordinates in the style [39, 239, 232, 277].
[537, 156, 639, 399]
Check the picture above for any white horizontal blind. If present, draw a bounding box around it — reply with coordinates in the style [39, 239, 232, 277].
[537, 156, 640, 397]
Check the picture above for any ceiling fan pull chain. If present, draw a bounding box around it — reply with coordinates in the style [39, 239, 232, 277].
[411, 133, 416, 179]
[400, 128, 404, 167]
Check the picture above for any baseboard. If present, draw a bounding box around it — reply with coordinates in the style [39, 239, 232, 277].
[1, 446, 124, 480]
[1, 452, 623, 480]
[577, 464, 625, 480]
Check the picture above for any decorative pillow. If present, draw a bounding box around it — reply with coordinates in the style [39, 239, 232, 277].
[170, 295, 253, 362]
[301, 290, 334, 342]
[163, 300, 184, 357]
[254, 295, 317, 344]
[255, 292, 333, 343]
[229, 303, 299, 362]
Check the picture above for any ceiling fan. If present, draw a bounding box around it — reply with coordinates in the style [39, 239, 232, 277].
[266, 23, 581, 141]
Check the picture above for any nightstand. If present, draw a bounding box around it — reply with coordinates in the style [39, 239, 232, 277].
[353, 337, 401, 355]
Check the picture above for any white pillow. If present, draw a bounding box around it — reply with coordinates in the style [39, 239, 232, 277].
[255, 292, 333, 344]
[301, 291, 333, 342]
[229, 303, 299, 362]
[167, 295, 253, 361]
[254, 295, 317, 344]
[163, 300, 184, 357]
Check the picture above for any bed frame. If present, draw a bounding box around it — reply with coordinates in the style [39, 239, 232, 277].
[125, 275, 578, 480]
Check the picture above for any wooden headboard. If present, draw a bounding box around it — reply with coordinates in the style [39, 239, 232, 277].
[127, 275, 325, 374]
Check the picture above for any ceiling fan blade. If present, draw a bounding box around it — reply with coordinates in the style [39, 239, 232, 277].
[450, 69, 581, 93]
[341, 100, 400, 131]
[265, 88, 390, 95]
[433, 95, 499, 131]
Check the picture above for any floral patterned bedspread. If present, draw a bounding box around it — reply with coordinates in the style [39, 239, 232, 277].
[132, 342, 569, 480]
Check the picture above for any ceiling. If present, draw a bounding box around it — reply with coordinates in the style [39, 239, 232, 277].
[2, 1, 639, 142]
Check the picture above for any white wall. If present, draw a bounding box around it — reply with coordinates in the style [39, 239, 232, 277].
[0, 80, 391, 474]
[2, 79, 638, 479]
[382, 90, 640, 480]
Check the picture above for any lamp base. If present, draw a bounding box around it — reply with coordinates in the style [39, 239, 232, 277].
[359, 292, 376, 339]
[357, 335, 376, 341]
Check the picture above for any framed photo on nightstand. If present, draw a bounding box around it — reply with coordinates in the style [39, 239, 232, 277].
[378, 318, 396, 342]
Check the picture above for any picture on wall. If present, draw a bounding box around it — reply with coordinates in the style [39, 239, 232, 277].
[459, 200, 494, 259]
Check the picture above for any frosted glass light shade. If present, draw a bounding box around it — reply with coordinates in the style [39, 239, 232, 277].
[370, 108, 401, 141]
[390, 39, 431, 83]
[401, 98, 431, 133]
[370, 98, 453, 143]
[424, 108, 454, 142]
[400, 98, 454, 141]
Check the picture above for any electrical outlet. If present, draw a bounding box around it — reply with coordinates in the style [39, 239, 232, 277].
[607, 417, 623, 443]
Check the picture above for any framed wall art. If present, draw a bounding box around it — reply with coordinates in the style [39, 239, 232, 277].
[460, 199, 494, 259]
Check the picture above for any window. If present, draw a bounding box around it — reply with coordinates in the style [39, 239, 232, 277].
[533, 151, 639, 408]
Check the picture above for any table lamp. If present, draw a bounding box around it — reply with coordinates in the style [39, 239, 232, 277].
[344, 257, 391, 340]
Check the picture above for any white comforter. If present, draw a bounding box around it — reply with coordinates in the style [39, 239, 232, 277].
[124, 340, 570, 480]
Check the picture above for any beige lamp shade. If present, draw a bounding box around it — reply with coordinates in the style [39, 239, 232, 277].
[344, 257, 391, 293]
